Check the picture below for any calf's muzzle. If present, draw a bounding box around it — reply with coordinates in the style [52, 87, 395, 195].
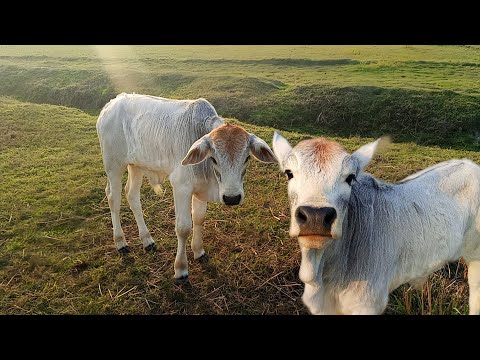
[223, 194, 241, 206]
[295, 206, 337, 236]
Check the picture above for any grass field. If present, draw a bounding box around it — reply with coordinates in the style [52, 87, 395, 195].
[1, 45, 479, 314]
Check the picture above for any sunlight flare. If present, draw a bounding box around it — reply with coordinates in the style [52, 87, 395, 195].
[93, 45, 144, 93]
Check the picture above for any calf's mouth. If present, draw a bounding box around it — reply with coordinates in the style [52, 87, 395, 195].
[298, 234, 333, 249]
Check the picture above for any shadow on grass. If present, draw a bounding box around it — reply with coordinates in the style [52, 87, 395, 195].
[240, 85, 480, 152]
[405, 60, 480, 68]
[1, 60, 479, 151]
[181, 58, 361, 67]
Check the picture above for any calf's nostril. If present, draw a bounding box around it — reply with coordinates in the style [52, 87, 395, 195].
[295, 207, 308, 225]
[323, 208, 337, 227]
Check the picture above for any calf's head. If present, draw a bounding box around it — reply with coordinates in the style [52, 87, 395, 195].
[272, 132, 385, 248]
[182, 123, 277, 205]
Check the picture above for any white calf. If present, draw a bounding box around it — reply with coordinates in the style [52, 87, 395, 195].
[273, 132, 480, 315]
[96, 93, 277, 282]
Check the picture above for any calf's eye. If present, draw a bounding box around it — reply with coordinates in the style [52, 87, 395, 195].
[285, 170, 293, 180]
[346, 174, 356, 186]
[211, 157, 217, 165]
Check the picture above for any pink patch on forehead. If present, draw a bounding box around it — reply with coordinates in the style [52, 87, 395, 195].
[210, 123, 250, 161]
[296, 137, 346, 167]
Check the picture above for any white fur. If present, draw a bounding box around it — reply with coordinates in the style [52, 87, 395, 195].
[273, 132, 480, 315]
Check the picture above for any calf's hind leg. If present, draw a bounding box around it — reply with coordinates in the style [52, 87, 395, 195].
[125, 165, 156, 251]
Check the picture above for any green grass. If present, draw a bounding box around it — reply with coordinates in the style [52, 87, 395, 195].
[0, 45, 479, 314]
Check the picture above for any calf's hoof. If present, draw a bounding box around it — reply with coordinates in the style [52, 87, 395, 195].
[197, 253, 209, 264]
[144, 243, 156, 252]
[174, 275, 189, 285]
[118, 246, 130, 255]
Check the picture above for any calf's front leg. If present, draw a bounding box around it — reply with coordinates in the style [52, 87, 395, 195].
[468, 260, 480, 315]
[172, 185, 193, 283]
[192, 196, 208, 262]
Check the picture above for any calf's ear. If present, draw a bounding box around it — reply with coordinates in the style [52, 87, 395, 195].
[272, 131, 292, 170]
[351, 136, 390, 172]
[249, 134, 278, 163]
[182, 134, 212, 166]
